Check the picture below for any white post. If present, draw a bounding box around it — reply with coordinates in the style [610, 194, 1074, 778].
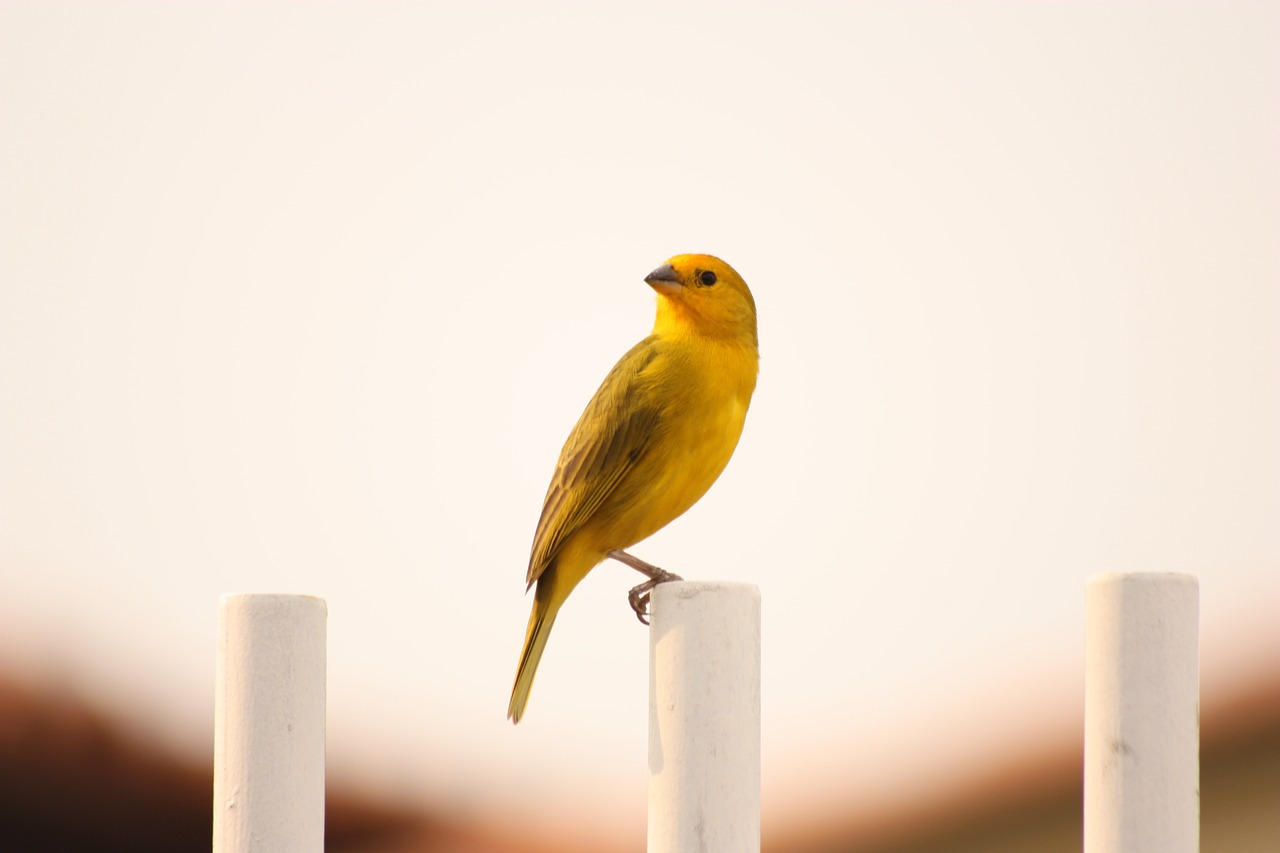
[214, 594, 327, 853]
[1085, 573, 1199, 853]
[648, 581, 761, 853]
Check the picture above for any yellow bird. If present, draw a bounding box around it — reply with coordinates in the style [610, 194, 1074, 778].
[508, 253, 759, 723]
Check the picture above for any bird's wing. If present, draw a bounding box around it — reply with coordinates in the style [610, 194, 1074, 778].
[526, 337, 663, 587]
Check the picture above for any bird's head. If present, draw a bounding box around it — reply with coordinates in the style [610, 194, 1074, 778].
[646, 254, 758, 347]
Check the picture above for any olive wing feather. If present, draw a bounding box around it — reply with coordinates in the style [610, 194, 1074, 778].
[526, 338, 662, 587]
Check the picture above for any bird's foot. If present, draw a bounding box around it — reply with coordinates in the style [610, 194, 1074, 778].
[608, 550, 683, 625]
[627, 574, 683, 625]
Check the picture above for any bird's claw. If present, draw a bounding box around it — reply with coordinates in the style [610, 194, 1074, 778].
[628, 582, 655, 625]
[627, 568, 683, 625]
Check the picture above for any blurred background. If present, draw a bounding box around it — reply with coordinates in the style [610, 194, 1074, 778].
[2, 2, 1277, 851]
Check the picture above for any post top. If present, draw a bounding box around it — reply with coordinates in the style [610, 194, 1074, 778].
[1086, 572, 1199, 590]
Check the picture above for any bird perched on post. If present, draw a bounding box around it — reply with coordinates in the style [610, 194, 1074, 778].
[508, 253, 759, 723]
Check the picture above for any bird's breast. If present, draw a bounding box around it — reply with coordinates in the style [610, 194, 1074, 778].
[593, 338, 756, 546]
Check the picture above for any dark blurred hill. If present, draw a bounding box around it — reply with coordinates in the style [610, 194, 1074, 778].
[1, 671, 1276, 852]
[0, 677, 580, 853]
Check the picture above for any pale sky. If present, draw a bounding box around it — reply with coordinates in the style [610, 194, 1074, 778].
[2, 2, 1278, 846]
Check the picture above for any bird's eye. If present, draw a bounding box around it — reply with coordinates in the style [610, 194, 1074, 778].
[698, 270, 717, 287]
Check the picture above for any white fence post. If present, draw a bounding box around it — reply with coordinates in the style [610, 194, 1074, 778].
[1085, 573, 1199, 853]
[648, 581, 761, 853]
[213, 594, 327, 853]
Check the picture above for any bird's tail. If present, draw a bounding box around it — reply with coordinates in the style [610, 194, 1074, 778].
[508, 583, 562, 724]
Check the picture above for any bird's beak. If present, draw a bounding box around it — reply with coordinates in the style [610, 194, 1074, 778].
[645, 263, 682, 295]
